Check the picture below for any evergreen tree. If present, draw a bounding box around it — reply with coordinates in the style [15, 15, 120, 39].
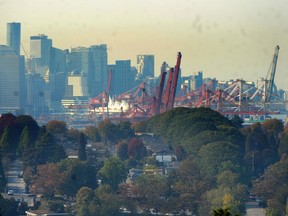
[78, 133, 87, 161]
[0, 127, 13, 154]
[18, 126, 31, 155]
[0, 157, 6, 187]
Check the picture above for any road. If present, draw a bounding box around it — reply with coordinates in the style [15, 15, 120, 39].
[2, 159, 35, 207]
[246, 201, 265, 216]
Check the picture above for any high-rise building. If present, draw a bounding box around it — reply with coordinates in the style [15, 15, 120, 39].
[49, 47, 67, 74]
[67, 44, 108, 97]
[90, 44, 108, 96]
[113, 60, 132, 95]
[0, 52, 26, 114]
[136, 55, 154, 79]
[68, 46, 94, 96]
[190, 71, 203, 91]
[30, 34, 52, 66]
[7, 22, 21, 55]
[26, 72, 46, 116]
[67, 72, 89, 97]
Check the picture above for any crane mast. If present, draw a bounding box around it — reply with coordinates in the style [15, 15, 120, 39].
[264, 45, 280, 102]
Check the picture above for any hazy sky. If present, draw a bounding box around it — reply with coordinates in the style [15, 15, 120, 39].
[1, 0, 288, 89]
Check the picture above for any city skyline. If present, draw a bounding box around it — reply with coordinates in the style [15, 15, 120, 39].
[1, 0, 288, 89]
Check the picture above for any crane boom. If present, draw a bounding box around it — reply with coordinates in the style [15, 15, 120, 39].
[162, 68, 174, 112]
[265, 45, 280, 102]
[156, 62, 167, 115]
[168, 52, 182, 110]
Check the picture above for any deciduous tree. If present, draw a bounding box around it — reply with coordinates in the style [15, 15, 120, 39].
[31, 163, 63, 198]
[98, 157, 128, 191]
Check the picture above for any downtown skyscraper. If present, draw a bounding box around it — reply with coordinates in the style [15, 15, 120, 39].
[6, 22, 21, 55]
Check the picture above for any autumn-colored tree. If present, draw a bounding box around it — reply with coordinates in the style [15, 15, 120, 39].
[83, 126, 101, 142]
[127, 137, 147, 160]
[262, 118, 283, 150]
[253, 158, 288, 215]
[174, 145, 187, 161]
[0, 113, 16, 136]
[67, 128, 81, 141]
[98, 119, 120, 144]
[46, 120, 67, 134]
[172, 158, 211, 213]
[31, 163, 63, 198]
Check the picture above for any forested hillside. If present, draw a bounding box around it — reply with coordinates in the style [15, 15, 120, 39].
[1, 108, 288, 215]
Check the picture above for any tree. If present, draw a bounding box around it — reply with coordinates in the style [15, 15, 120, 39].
[14, 115, 39, 144]
[127, 137, 147, 160]
[174, 145, 187, 161]
[117, 141, 128, 161]
[22, 130, 67, 168]
[75, 185, 129, 216]
[98, 157, 128, 191]
[84, 126, 101, 142]
[171, 158, 211, 213]
[0, 127, 13, 155]
[253, 158, 288, 214]
[230, 115, 243, 129]
[31, 163, 63, 198]
[93, 185, 124, 216]
[78, 133, 87, 161]
[0, 158, 6, 187]
[0, 194, 18, 216]
[18, 126, 32, 155]
[58, 158, 97, 198]
[213, 207, 239, 216]
[46, 120, 67, 134]
[262, 118, 283, 151]
[198, 141, 244, 177]
[135, 174, 168, 213]
[75, 187, 95, 216]
[0, 113, 16, 136]
[118, 121, 134, 139]
[279, 130, 288, 156]
[98, 119, 120, 144]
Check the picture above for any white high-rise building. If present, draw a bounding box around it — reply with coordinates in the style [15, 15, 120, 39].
[67, 72, 89, 97]
[30, 34, 52, 66]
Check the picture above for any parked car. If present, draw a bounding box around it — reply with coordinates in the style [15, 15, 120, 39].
[7, 189, 13, 195]
[18, 171, 23, 178]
